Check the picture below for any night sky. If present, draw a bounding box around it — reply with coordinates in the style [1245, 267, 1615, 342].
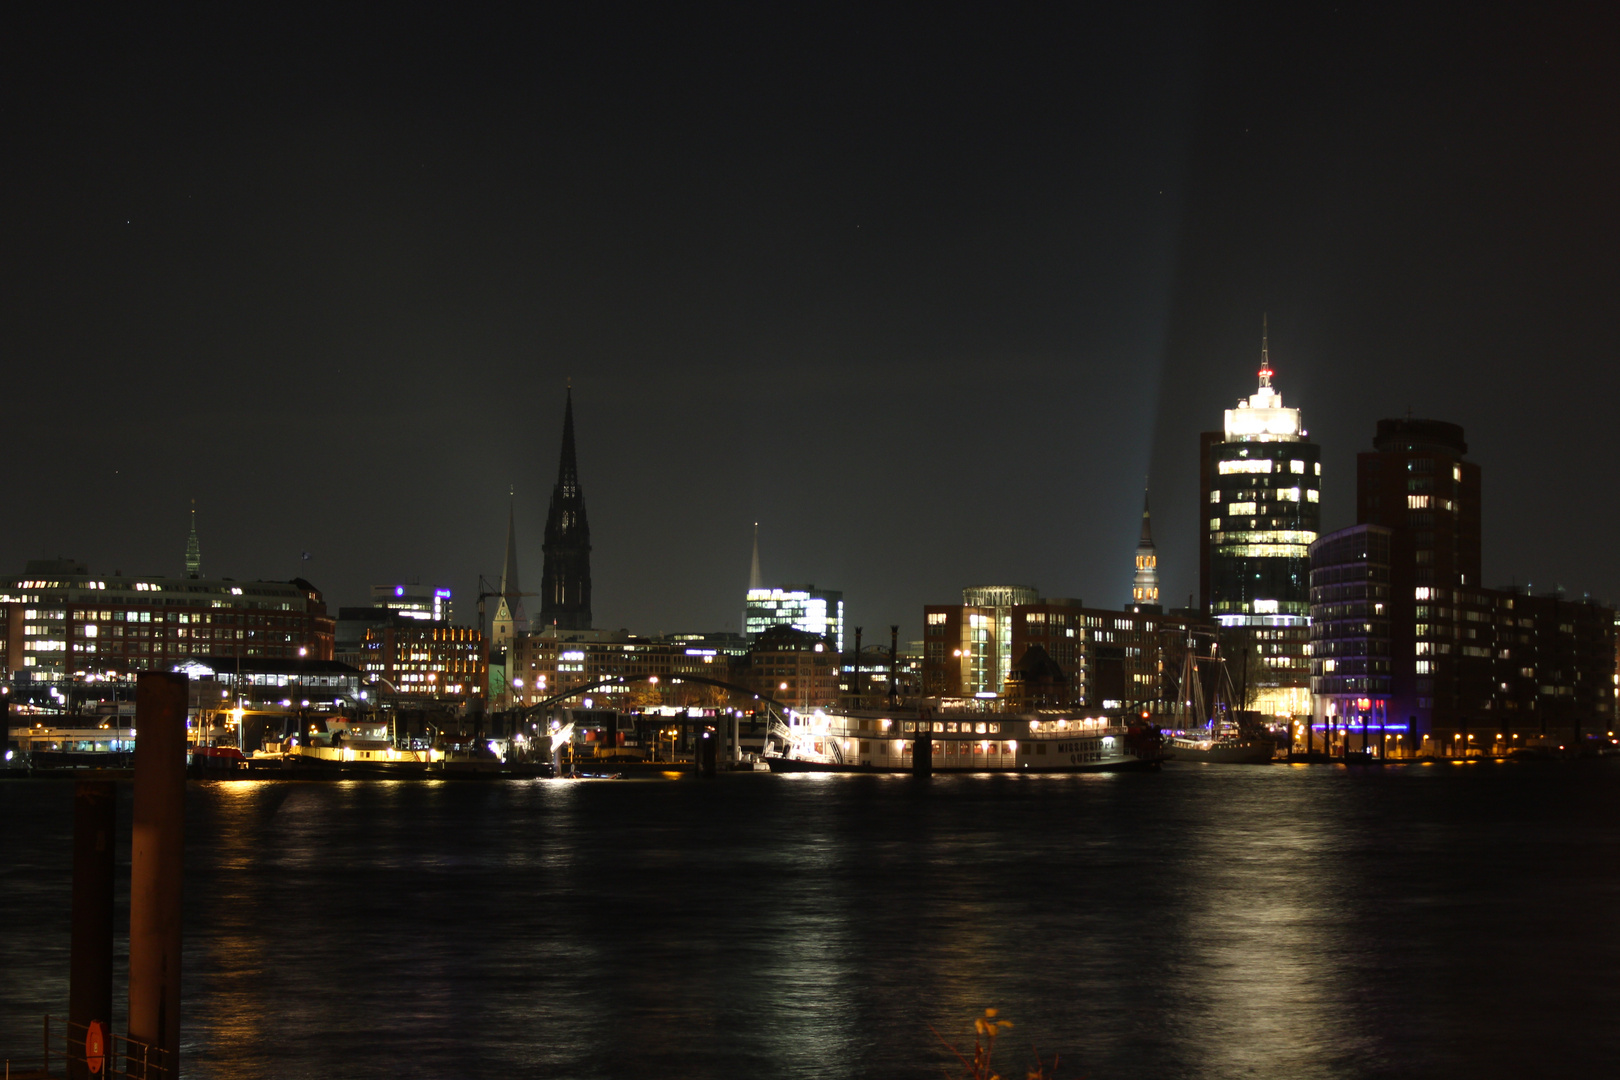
[5, 3, 1617, 639]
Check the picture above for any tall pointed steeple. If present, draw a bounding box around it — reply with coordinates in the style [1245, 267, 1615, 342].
[184, 499, 202, 579]
[540, 387, 593, 631]
[748, 523, 763, 591]
[1131, 488, 1160, 610]
[492, 492, 528, 648]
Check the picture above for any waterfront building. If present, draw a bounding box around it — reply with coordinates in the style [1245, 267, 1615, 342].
[1308, 524, 1394, 749]
[1130, 491, 1161, 612]
[1198, 325, 1320, 716]
[1349, 417, 1480, 744]
[923, 589, 1211, 712]
[744, 585, 845, 652]
[923, 585, 1038, 698]
[358, 617, 485, 699]
[736, 624, 840, 711]
[508, 627, 735, 709]
[0, 559, 335, 683]
[1308, 418, 1618, 753]
[539, 389, 593, 632]
[175, 655, 364, 709]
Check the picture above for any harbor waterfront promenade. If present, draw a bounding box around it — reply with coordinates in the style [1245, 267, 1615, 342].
[4, 764, 1620, 1080]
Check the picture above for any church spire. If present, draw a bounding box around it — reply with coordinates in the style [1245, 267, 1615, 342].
[1131, 488, 1160, 610]
[492, 491, 528, 646]
[500, 493, 522, 599]
[749, 522, 763, 591]
[557, 387, 580, 499]
[185, 499, 202, 579]
[541, 387, 593, 631]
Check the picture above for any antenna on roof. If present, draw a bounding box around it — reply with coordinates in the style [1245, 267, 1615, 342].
[1257, 313, 1273, 389]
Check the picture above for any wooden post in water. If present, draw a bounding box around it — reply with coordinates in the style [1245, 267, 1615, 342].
[129, 672, 187, 1077]
[888, 625, 899, 709]
[912, 710, 932, 777]
[698, 726, 717, 776]
[70, 780, 116, 1080]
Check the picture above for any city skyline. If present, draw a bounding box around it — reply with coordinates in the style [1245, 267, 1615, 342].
[4, 5, 1617, 639]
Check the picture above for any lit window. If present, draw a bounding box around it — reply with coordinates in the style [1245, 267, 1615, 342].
[1290, 460, 1305, 474]
[1210, 490, 1220, 503]
[1278, 487, 1301, 502]
[1307, 489, 1319, 503]
[1228, 502, 1258, 515]
[1219, 459, 1273, 475]
[1408, 495, 1430, 509]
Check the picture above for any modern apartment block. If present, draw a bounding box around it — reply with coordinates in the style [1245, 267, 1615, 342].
[1308, 418, 1616, 754]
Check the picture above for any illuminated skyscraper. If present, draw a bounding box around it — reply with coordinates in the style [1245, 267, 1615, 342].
[540, 388, 592, 632]
[1198, 322, 1320, 715]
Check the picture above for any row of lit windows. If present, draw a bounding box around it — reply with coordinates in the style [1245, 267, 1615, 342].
[1217, 458, 1320, 476]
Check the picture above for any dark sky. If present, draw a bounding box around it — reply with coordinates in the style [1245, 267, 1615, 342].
[5, 2, 1617, 639]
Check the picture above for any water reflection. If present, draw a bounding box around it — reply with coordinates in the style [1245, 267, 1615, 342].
[1164, 777, 1361, 1078]
[5, 764, 1620, 1079]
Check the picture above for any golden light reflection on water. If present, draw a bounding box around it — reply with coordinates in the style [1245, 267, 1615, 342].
[139, 766, 1620, 1079]
[1164, 778, 1362, 1078]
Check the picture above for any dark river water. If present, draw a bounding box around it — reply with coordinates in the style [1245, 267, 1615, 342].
[4, 761, 1619, 1079]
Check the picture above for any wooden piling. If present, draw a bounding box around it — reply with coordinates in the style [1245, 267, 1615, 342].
[69, 780, 116, 1080]
[128, 672, 187, 1077]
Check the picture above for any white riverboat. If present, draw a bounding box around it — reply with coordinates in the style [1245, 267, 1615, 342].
[762, 708, 1164, 773]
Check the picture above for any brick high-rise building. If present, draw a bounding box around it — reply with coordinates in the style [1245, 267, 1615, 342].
[1308, 418, 1616, 755]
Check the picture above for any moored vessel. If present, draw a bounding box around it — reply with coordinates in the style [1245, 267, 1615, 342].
[763, 707, 1163, 773]
[1161, 636, 1278, 765]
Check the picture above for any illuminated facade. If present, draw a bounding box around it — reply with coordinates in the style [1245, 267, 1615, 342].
[0, 560, 335, 682]
[1198, 327, 1319, 715]
[540, 389, 593, 632]
[922, 590, 1209, 711]
[744, 585, 844, 652]
[359, 619, 485, 699]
